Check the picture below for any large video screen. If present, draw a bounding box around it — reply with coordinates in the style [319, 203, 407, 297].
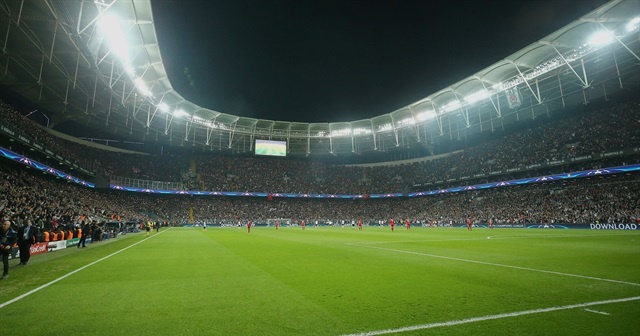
[255, 139, 287, 157]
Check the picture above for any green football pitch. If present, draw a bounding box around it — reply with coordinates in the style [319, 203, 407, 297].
[1, 227, 639, 335]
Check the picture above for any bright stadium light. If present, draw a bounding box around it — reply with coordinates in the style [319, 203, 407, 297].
[464, 89, 490, 104]
[587, 30, 614, 46]
[157, 102, 169, 112]
[442, 100, 461, 112]
[174, 109, 188, 118]
[330, 128, 352, 137]
[134, 78, 152, 96]
[397, 117, 415, 126]
[124, 64, 135, 76]
[628, 17, 640, 32]
[416, 110, 436, 121]
[352, 128, 371, 135]
[98, 13, 130, 62]
[377, 123, 393, 132]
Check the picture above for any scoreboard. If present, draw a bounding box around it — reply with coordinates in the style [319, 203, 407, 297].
[255, 139, 287, 157]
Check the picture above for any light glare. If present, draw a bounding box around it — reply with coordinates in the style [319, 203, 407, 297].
[158, 103, 169, 112]
[174, 109, 188, 117]
[587, 31, 613, 46]
[416, 110, 436, 121]
[627, 17, 640, 32]
[134, 78, 151, 96]
[465, 89, 490, 103]
[99, 14, 129, 62]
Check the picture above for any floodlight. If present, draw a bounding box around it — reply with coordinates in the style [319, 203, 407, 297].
[174, 109, 188, 117]
[627, 17, 640, 32]
[134, 78, 151, 96]
[377, 123, 393, 132]
[465, 89, 490, 104]
[157, 102, 169, 112]
[352, 128, 371, 135]
[98, 13, 129, 62]
[398, 117, 415, 126]
[416, 110, 436, 121]
[124, 64, 135, 76]
[443, 100, 461, 112]
[330, 128, 351, 137]
[587, 31, 614, 46]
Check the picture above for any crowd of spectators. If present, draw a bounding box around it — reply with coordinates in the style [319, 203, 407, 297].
[0, 100, 186, 181]
[194, 102, 640, 194]
[2, 154, 639, 231]
[0, 161, 153, 238]
[0, 101, 87, 168]
[154, 174, 640, 226]
[2, 99, 640, 195]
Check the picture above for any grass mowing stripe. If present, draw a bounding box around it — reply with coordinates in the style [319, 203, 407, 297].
[0, 229, 168, 309]
[347, 243, 640, 287]
[341, 296, 640, 336]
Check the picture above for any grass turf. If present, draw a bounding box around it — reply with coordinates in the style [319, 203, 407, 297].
[0, 227, 638, 335]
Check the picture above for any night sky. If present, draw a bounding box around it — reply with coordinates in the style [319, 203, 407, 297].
[151, 0, 609, 123]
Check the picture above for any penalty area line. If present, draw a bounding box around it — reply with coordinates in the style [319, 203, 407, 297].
[341, 296, 640, 336]
[0, 230, 168, 309]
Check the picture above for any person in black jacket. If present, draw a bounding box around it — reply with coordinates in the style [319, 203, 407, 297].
[0, 220, 18, 279]
[17, 218, 38, 265]
[80, 220, 92, 248]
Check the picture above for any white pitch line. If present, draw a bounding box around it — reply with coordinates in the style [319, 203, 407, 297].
[348, 244, 640, 287]
[356, 232, 639, 245]
[584, 308, 611, 315]
[0, 230, 167, 309]
[341, 296, 640, 336]
[484, 232, 639, 240]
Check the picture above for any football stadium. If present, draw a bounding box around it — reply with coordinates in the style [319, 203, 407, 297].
[0, 0, 639, 335]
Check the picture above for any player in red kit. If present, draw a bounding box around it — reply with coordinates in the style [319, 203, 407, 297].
[301, 220, 305, 230]
[275, 220, 279, 230]
[466, 218, 472, 231]
[389, 218, 395, 232]
[405, 219, 411, 230]
[357, 218, 363, 231]
[489, 218, 494, 229]
[247, 220, 252, 233]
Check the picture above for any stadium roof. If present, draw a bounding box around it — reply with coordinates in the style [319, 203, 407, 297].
[0, 0, 639, 156]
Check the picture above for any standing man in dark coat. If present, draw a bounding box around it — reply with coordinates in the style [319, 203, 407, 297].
[78, 220, 92, 248]
[17, 218, 38, 265]
[0, 220, 17, 279]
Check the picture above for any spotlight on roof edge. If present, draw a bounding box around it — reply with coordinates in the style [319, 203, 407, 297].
[157, 102, 169, 112]
[98, 13, 129, 63]
[174, 109, 188, 117]
[416, 110, 436, 121]
[464, 89, 490, 104]
[397, 117, 415, 127]
[134, 78, 152, 96]
[124, 64, 135, 76]
[628, 17, 640, 32]
[442, 100, 461, 112]
[352, 128, 372, 135]
[587, 30, 614, 46]
[377, 123, 393, 132]
[330, 128, 352, 137]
